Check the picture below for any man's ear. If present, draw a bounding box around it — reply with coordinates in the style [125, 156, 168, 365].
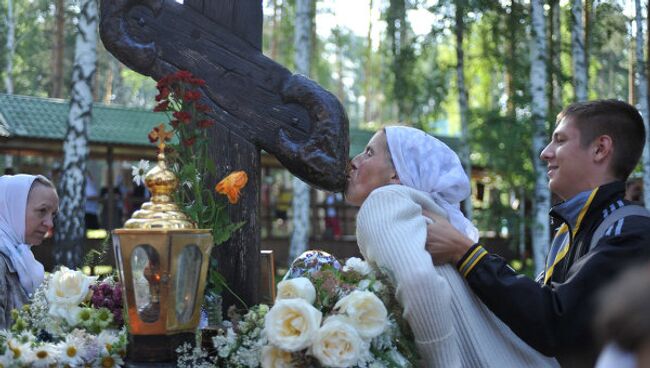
[593, 135, 614, 163]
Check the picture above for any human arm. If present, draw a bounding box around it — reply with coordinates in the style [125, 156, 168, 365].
[426, 215, 650, 357]
[423, 212, 475, 265]
[357, 186, 459, 366]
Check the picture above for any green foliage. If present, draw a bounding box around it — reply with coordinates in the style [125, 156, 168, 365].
[152, 71, 249, 300]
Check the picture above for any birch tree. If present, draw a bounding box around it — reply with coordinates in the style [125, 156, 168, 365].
[4, 0, 15, 94]
[572, 0, 588, 101]
[288, 0, 314, 264]
[55, 0, 97, 267]
[363, 0, 374, 124]
[635, 0, 650, 209]
[530, 0, 550, 274]
[456, 0, 472, 219]
[549, 0, 562, 114]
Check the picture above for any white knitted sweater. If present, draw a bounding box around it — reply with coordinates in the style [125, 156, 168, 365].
[356, 185, 559, 368]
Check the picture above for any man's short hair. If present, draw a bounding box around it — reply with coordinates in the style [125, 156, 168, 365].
[557, 99, 646, 180]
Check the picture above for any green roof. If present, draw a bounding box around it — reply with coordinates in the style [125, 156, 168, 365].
[0, 94, 460, 158]
[0, 94, 165, 146]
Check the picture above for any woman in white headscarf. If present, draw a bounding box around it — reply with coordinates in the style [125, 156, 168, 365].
[346, 126, 557, 367]
[0, 174, 58, 328]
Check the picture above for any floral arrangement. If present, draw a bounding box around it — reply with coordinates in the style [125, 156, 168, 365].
[134, 70, 249, 301]
[0, 267, 126, 367]
[204, 251, 419, 368]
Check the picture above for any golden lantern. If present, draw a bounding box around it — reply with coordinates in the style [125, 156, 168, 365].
[112, 139, 214, 363]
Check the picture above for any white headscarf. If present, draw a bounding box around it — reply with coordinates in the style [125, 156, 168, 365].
[0, 175, 46, 295]
[385, 126, 479, 242]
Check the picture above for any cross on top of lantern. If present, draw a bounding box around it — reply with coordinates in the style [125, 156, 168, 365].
[112, 127, 214, 364]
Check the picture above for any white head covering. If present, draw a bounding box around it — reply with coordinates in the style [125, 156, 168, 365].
[385, 126, 479, 242]
[0, 175, 46, 295]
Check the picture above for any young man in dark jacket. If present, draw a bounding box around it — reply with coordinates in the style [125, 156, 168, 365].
[425, 99, 650, 367]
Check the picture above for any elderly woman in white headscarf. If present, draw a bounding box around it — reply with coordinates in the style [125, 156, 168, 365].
[0, 174, 58, 328]
[346, 126, 558, 367]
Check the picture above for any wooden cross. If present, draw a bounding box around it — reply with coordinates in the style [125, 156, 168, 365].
[99, 0, 349, 310]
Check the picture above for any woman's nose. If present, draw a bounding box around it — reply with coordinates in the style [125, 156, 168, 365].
[350, 156, 361, 170]
[43, 214, 54, 229]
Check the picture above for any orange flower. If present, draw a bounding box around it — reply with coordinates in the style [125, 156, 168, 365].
[215, 171, 248, 204]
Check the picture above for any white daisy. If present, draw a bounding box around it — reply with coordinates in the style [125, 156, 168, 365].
[0, 353, 11, 367]
[54, 334, 85, 367]
[5, 338, 31, 364]
[29, 344, 57, 368]
[93, 352, 124, 368]
[131, 159, 150, 186]
[96, 330, 120, 355]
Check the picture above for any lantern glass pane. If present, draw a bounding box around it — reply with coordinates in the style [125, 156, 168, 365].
[131, 244, 161, 323]
[175, 244, 202, 323]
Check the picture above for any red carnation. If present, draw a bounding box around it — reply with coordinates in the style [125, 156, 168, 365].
[182, 136, 196, 147]
[155, 87, 170, 101]
[184, 90, 201, 102]
[156, 76, 170, 88]
[173, 111, 192, 124]
[197, 119, 215, 129]
[195, 103, 211, 113]
[153, 100, 169, 112]
[190, 78, 206, 86]
[176, 70, 193, 81]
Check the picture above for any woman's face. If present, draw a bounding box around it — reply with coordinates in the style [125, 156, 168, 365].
[345, 130, 398, 206]
[24, 184, 59, 246]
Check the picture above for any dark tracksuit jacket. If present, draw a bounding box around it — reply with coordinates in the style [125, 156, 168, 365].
[456, 181, 650, 367]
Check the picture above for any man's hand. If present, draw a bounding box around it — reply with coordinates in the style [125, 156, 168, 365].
[422, 210, 475, 265]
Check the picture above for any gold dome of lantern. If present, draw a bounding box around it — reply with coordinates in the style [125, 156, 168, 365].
[124, 126, 196, 230]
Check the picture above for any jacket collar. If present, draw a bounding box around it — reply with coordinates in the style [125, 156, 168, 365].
[550, 181, 626, 236]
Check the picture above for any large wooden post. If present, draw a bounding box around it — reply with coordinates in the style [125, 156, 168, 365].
[99, 0, 349, 309]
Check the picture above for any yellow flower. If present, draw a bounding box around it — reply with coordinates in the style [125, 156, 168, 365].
[215, 171, 248, 204]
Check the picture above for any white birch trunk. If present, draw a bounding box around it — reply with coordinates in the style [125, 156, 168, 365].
[552, 0, 562, 109]
[571, 0, 588, 101]
[635, 0, 650, 209]
[4, 0, 15, 94]
[288, 0, 314, 264]
[55, 0, 97, 267]
[530, 0, 550, 275]
[456, 0, 472, 220]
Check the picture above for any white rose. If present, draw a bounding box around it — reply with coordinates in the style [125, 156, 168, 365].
[265, 299, 322, 352]
[334, 290, 387, 339]
[343, 257, 372, 276]
[276, 277, 316, 304]
[311, 316, 365, 367]
[46, 266, 98, 325]
[261, 345, 295, 368]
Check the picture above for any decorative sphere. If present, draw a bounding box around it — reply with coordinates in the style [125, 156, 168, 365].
[285, 250, 342, 280]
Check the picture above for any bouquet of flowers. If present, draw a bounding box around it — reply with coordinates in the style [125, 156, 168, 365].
[208, 251, 419, 368]
[0, 267, 126, 367]
[133, 70, 249, 304]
